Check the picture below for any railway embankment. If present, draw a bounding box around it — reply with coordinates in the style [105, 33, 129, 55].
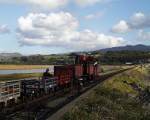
[48, 66, 150, 120]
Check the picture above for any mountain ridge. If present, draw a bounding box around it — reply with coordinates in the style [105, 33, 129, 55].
[99, 44, 150, 52]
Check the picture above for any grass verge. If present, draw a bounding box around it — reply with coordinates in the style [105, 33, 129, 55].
[62, 67, 150, 120]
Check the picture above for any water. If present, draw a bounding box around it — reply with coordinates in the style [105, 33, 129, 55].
[0, 67, 54, 75]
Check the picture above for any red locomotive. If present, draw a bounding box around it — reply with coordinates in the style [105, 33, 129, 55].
[53, 54, 98, 87]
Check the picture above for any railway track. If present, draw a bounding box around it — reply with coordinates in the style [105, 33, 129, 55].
[1, 67, 134, 120]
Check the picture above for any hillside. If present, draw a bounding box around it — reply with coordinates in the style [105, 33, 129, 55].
[0, 53, 22, 59]
[100, 44, 150, 52]
[1, 44, 150, 65]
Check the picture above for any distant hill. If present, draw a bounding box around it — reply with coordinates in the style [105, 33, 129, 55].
[100, 44, 150, 52]
[0, 53, 22, 59]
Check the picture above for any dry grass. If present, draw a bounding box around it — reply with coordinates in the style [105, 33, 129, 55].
[0, 65, 52, 70]
[101, 65, 132, 72]
[62, 66, 150, 120]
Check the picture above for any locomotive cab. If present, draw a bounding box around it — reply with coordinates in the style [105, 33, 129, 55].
[75, 54, 98, 84]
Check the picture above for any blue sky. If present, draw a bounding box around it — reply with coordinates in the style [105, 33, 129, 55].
[0, 0, 149, 55]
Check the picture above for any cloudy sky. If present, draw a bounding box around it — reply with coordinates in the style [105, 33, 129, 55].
[0, 0, 149, 55]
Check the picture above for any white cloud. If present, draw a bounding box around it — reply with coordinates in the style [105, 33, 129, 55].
[112, 12, 150, 33]
[75, 0, 105, 6]
[0, 0, 69, 9]
[112, 20, 130, 33]
[131, 12, 145, 22]
[0, 0, 113, 9]
[129, 12, 150, 29]
[0, 24, 10, 34]
[138, 30, 150, 41]
[17, 12, 125, 51]
[85, 12, 104, 20]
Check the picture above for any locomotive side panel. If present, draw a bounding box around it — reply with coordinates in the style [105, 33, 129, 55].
[88, 64, 99, 76]
[88, 65, 94, 75]
[54, 65, 74, 86]
[75, 64, 83, 78]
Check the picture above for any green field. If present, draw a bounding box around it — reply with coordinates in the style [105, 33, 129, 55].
[0, 73, 43, 81]
[63, 66, 150, 120]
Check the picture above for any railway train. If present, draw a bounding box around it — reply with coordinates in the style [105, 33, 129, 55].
[0, 54, 99, 107]
[21, 54, 99, 97]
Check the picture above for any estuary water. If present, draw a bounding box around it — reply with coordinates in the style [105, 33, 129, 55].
[0, 67, 54, 75]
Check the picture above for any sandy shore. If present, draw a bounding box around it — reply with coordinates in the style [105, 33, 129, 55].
[0, 65, 52, 70]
